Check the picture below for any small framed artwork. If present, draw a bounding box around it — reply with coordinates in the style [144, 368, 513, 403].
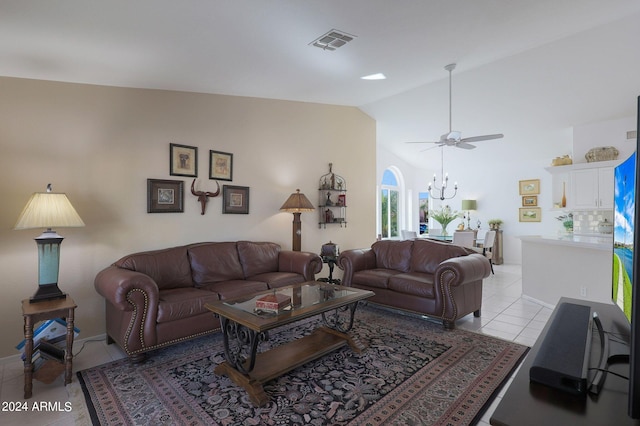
[522, 195, 538, 206]
[210, 150, 233, 181]
[170, 143, 198, 177]
[519, 207, 541, 222]
[519, 179, 540, 195]
[147, 179, 184, 213]
[222, 185, 249, 214]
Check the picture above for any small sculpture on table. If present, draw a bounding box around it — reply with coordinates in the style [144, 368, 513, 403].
[318, 241, 341, 285]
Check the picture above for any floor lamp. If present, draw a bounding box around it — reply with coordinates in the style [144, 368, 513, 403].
[280, 189, 315, 251]
[14, 184, 85, 303]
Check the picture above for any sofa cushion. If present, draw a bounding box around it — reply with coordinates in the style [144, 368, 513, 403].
[156, 288, 221, 323]
[411, 239, 468, 274]
[352, 268, 402, 289]
[252, 272, 305, 289]
[237, 241, 280, 278]
[188, 242, 244, 286]
[199, 280, 268, 300]
[371, 240, 413, 272]
[114, 245, 192, 290]
[388, 272, 435, 298]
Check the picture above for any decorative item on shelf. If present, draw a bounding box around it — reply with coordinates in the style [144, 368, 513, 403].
[190, 179, 220, 215]
[14, 184, 85, 303]
[461, 199, 477, 230]
[429, 205, 462, 236]
[562, 181, 567, 208]
[280, 189, 315, 251]
[556, 213, 573, 233]
[325, 192, 333, 206]
[319, 163, 346, 190]
[488, 219, 503, 230]
[337, 194, 346, 206]
[551, 155, 572, 166]
[585, 146, 619, 163]
[598, 218, 613, 234]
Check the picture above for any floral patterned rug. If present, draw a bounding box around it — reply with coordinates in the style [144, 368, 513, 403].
[75, 305, 528, 425]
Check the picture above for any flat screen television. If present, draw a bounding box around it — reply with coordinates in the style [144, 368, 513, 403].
[612, 95, 640, 419]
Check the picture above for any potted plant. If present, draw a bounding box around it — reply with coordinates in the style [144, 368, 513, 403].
[429, 205, 462, 236]
[488, 219, 503, 230]
[556, 213, 573, 233]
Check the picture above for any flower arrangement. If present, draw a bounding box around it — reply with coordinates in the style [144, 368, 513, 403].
[429, 205, 462, 235]
[556, 213, 573, 232]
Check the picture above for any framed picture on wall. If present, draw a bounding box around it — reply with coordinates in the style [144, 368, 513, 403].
[519, 179, 540, 195]
[222, 185, 249, 214]
[522, 195, 538, 206]
[519, 207, 541, 222]
[170, 143, 198, 177]
[210, 150, 233, 181]
[147, 179, 184, 213]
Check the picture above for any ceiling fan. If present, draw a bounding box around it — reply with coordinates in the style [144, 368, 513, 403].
[407, 63, 503, 150]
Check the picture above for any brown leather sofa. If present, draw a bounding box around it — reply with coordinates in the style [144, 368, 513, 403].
[337, 239, 491, 329]
[94, 241, 322, 361]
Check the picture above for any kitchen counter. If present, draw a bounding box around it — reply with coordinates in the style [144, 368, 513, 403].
[519, 234, 612, 250]
[519, 234, 612, 306]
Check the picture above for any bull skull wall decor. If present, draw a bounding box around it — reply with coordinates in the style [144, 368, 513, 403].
[191, 179, 220, 215]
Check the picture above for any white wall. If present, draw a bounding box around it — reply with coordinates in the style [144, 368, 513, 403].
[0, 77, 376, 358]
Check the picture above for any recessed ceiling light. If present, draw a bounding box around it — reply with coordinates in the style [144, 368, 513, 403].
[361, 73, 386, 80]
[309, 29, 356, 51]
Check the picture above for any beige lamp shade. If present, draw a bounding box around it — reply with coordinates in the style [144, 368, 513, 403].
[14, 191, 85, 230]
[461, 199, 477, 211]
[280, 189, 315, 213]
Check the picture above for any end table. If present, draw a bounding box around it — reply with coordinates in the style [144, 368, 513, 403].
[21, 296, 77, 399]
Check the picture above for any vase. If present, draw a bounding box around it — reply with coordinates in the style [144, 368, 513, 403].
[441, 224, 448, 236]
[562, 182, 567, 208]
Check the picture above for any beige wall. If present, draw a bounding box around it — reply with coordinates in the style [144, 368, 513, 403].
[0, 77, 376, 358]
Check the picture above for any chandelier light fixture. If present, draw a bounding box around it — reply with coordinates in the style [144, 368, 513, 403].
[428, 146, 458, 200]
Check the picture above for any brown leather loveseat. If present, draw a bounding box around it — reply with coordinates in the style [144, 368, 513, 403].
[94, 241, 322, 361]
[337, 239, 491, 329]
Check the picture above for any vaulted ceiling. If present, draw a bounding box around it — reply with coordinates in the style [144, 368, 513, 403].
[2, 1, 639, 168]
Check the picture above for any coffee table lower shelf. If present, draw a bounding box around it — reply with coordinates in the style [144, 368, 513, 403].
[214, 326, 364, 406]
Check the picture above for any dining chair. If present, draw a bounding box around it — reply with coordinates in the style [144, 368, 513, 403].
[475, 230, 496, 274]
[401, 230, 418, 240]
[452, 231, 475, 248]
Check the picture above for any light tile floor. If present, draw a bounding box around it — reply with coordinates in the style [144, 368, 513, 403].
[0, 263, 550, 425]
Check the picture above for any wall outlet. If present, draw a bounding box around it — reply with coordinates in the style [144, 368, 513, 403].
[580, 286, 588, 297]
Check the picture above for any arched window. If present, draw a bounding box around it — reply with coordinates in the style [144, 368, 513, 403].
[380, 168, 400, 239]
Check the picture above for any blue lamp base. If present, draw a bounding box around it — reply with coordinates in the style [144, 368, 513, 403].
[29, 230, 67, 304]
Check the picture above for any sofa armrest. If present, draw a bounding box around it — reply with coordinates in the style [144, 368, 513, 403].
[94, 265, 160, 311]
[435, 254, 491, 321]
[337, 248, 377, 286]
[278, 251, 323, 281]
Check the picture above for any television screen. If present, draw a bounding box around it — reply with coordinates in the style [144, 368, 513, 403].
[613, 152, 636, 322]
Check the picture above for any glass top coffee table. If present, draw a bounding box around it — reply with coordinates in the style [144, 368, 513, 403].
[205, 281, 374, 406]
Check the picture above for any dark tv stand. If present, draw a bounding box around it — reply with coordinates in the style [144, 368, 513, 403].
[491, 297, 640, 426]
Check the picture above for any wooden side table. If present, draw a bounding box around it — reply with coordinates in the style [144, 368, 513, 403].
[21, 296, 77, 399]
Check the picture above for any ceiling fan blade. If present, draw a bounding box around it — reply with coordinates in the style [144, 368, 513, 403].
[460, 133, 504, 143]
[455, 142, 477, 150]
[405, 141, 440, 144]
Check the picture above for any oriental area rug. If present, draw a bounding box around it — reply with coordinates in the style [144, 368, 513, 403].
[72, 305, 528, 425]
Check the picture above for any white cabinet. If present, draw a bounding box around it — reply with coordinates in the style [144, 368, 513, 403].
[571, 167, 613, 209]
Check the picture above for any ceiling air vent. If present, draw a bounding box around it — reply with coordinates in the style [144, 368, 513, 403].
[309, 29, 356, 51]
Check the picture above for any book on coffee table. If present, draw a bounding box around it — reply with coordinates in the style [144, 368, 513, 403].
[255, 293, 291, 313]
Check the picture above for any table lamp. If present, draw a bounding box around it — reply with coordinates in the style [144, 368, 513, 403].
[280, 189, 315, 251]
[461, 199, 477, 230]
[14, 184, 85, 303]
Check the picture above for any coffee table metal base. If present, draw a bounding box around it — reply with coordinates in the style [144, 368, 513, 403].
[215, 322, 365, 406]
